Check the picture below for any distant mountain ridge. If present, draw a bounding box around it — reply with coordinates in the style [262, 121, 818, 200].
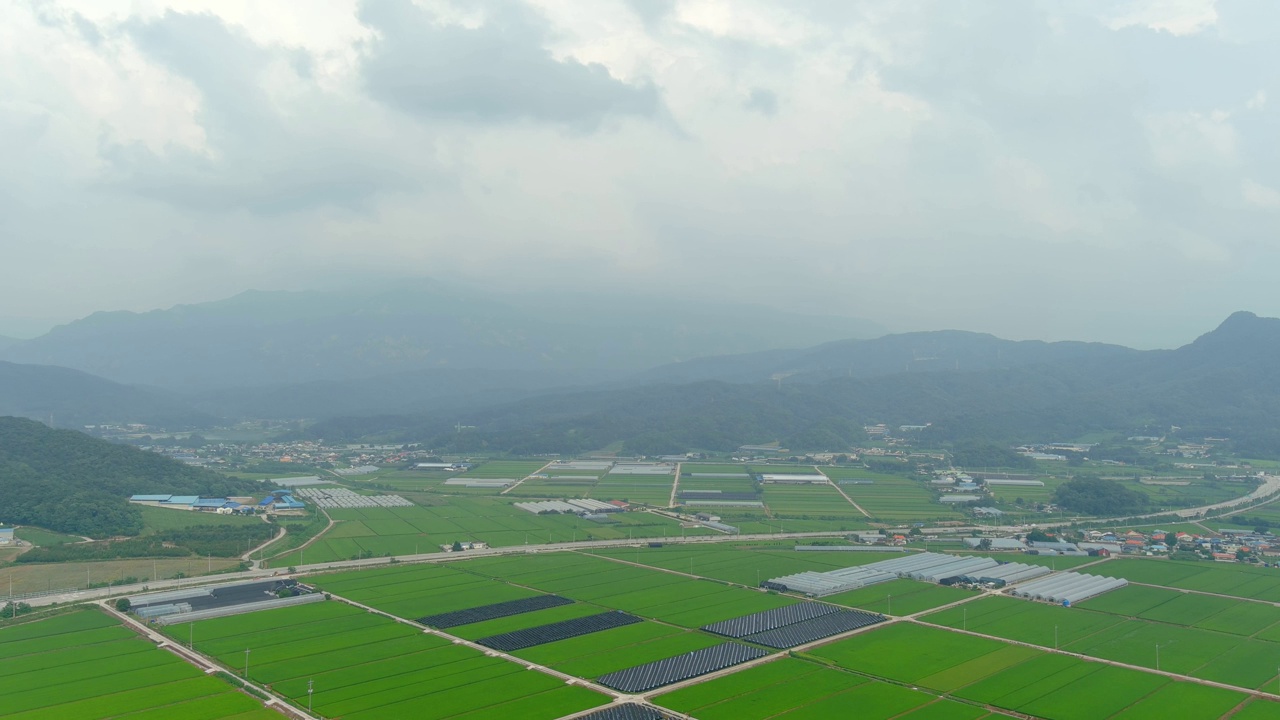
[0, 361, 215, 428]
[304, 312, 1280, 458]
[0, 284, 884, 392]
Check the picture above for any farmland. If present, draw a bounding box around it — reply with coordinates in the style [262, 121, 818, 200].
[923, 595, 1280, 691]
[1078, 558, 1280, 603]
[0, 608, 279, 720]
[822, 468, 963, 522]
[761, 483, 867, 518]
[655, 657, 1004, 720]
[586, 541, 906, 587]
[264, 498, 708, 567]
[162, 600, 608, 720]
[810, 622, 1262, 719]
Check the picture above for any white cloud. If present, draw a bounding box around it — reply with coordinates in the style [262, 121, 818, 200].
[2, 0, 1280, 347]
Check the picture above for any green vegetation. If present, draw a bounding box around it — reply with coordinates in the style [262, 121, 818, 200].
[163, 600, 608, 719]
[1053, 477, 1149, 516]
[1079, 558, 1280, 603]
[812, 623, 1252, 719]
[0, 417, 255, 537]
[17, 523, 276, 563]
[13, 526, 82, 546]
[0, 608, 279, 719]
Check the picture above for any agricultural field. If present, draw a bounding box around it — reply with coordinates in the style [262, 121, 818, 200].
[655, 657, 1006, 720]
[1080, 584, 1280, 636]
[586, 542, 906, 588]
[457, 552, 799, 627]
[265, 499, 708, 567]
[13, 527, 83, 546]
[162, 600, 608, 720]
[504, 471, 602, 499]
[823, 578, 973, 616]
[138, 506, 267, 534]
[1, 557, 241, 596]
[1078, 558, 1280, 603]
[761, 483, 867, 519]
[810, 622, 1261, 719]
[310, 562, 545, 621]
[822, 468, 962, 522]
[0, 608, 280, 720]
[370, 460, 549, 494]
[924, 595, 1280, 691]
[508, 468, 676, 506]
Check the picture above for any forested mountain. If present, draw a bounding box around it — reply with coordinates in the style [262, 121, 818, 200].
[0, 361, 214, 428]
[1, 284, 882, 392]
[629, 329, 1136, 385]
[306, 312, 1280, 458]
[0, 417, 256, 537]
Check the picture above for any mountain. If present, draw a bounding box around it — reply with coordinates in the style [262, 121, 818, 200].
[0, 417, 256, 537]
[0, 284, 883, 392]
[629, 330, 1136, 385]
[0, 361, 215, 428]
[305, 312, 1280, 458]
[0, 335, 19, 352]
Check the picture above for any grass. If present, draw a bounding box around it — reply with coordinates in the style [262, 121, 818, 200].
[264, 499, 711, 567]
[13, 527, 83, 546]
[822, 469, 962, 522]
[1079, 557, 1280, 603]
[1, 556, 242, 595]
[138, 506, 265, 534]
[0, 608, 278, 719]
[163, 600, 608, 719]
[761, 483, 867, 518]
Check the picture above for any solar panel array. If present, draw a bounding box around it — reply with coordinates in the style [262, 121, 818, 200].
[575, 704, 672, 720]
[741, 609, 884, 649]
[598, 643, 769, 693]
[477, 611, 641, 652]
[702, 602, 839, 638]
[417, 594, 573, 629]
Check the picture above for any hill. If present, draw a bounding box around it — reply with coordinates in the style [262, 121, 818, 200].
[0, 417, 257, 537]
[305, 312, 1280, 457]
[1, 283, 883, 392]
[0, 361, 215, 428]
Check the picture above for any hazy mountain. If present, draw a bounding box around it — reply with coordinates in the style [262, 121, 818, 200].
[629, 330, 1136, 385]
[1, 283, 883, 392]
[0, 335, 20, 352]
[0, 361, 215, 428]
[306, 312, 1280, 457]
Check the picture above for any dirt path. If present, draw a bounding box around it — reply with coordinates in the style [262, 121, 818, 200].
[668, 462, 682, 508]
[499, 460, 556, 495]
[815, 466, 871, 518]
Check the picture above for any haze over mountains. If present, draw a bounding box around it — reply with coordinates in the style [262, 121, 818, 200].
[5, 283, 1280, 460]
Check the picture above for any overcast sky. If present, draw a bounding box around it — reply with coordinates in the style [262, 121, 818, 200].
[4, 0, 1279, 348]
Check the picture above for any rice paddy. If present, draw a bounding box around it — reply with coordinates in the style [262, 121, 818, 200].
[0, 608, 280, 720]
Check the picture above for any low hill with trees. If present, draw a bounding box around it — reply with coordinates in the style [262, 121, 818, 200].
[0, 417, 257, 538]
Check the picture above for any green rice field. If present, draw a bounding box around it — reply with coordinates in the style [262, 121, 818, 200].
[1079, 558, 1280, 603]
[266, 499, 710, 567]
[162, 600, 608, 720]
[0, 608, 280, 720]
[822, 469, 963, 522]
[924, 595, 1280, 691]
[810, 623, 1260, 719]
[655, 657, 1006, 720]
[761, 483, 867, 518]
[586, 542, 906, 587]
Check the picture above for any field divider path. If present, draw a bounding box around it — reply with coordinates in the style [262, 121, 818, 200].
[668, 463, 682, 508]
[908, 616, 1280, 701]
[500, 460, 558, 495]
[1117, 578, 1280, 607]
[99, 600, 317, 720]
[817, 466, 871, 518]
[243, 524, 286, 566]
[329, 592, 626, 703]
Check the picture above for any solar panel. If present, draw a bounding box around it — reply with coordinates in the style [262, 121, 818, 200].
[417, 594, 573, 628]
[574, 704, 672, 720]
[477, 611, 641, 652]
[741, 609, 885, 649]
[701, 602, 840, 638]
[598, 643, 769, 693]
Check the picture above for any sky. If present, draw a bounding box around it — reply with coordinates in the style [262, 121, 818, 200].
[3, 0, 1280, 348]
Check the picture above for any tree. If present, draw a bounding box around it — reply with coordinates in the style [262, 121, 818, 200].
[1052, 476, 1148, 517]
[978, 538, 993, 551]
[114, 598, 131, 612]
[452, 540, 464, 552]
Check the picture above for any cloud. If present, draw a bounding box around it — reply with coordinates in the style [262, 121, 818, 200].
[358, 0, 659, 127]
[3, 0, 1280, 348]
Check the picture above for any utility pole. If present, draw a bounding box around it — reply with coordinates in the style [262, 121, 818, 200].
[243, 648, 251, 684]
[1054, 625, 1058, 650]
[308, 679, 314, 712]
[1155, 643, 1161, 672]
[887, 594, 892, 615]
